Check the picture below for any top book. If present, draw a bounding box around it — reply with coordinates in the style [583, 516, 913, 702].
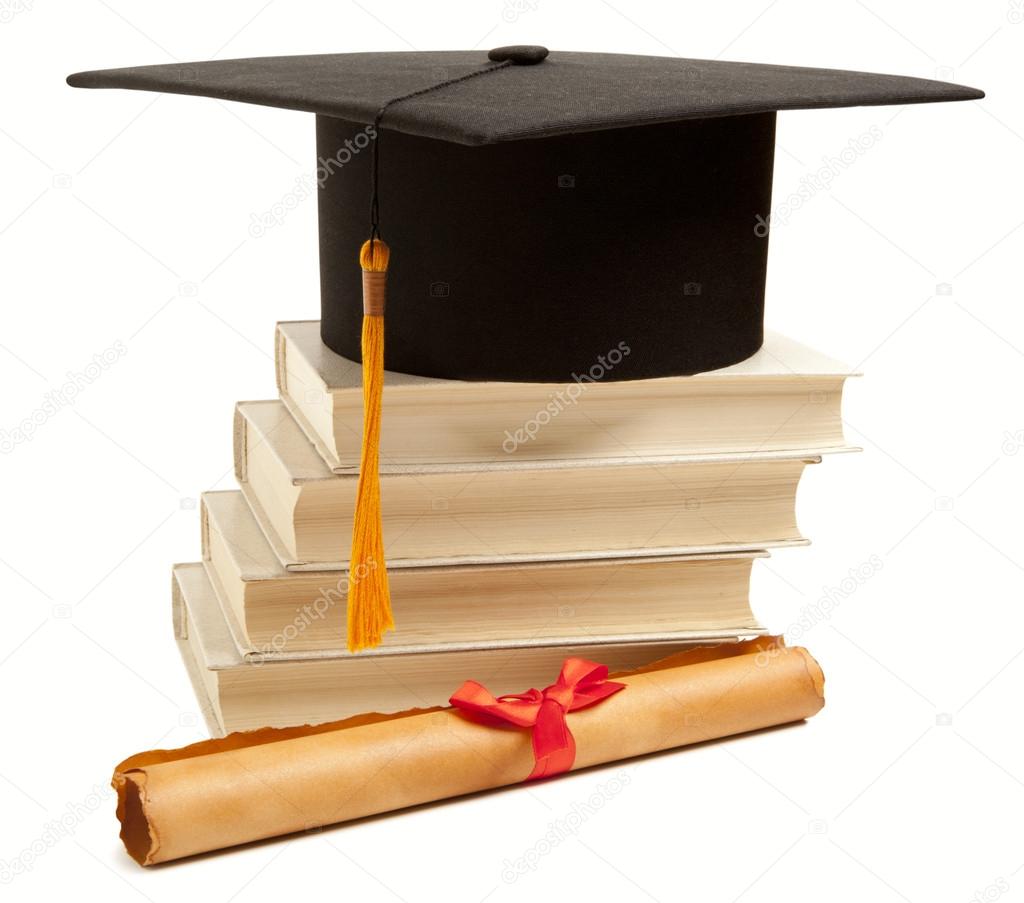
[276, 321, 855, 472]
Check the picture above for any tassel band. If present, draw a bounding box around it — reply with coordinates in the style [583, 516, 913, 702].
[362, 270, 387, 316]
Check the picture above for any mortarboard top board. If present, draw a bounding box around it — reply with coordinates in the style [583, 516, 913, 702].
[68, 48, 983, 383]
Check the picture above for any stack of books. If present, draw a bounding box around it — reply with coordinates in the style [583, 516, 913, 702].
[176, 320, 855, 734]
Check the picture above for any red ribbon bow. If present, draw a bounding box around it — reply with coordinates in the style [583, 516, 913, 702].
[449, 658, 626, 780]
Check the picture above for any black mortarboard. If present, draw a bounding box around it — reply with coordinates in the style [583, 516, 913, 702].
[68, 48, 982, 382]
[68, 47, 982, 651]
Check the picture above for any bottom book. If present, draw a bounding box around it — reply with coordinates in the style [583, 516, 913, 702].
[172, 562, 767, 734]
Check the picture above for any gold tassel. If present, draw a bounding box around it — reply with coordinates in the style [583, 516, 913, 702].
[346, 238, 393, 652]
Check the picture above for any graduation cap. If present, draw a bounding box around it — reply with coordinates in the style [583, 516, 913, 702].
[68, 47, 983, 650]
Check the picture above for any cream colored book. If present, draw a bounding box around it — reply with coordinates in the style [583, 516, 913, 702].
[200, 490, 765, 654]
[234, 400, 815, 571]
[275, 319, 854, 473]
[173, 562, 762, 735]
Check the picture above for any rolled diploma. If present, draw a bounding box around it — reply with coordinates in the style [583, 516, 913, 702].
[115, 638, 824, 864]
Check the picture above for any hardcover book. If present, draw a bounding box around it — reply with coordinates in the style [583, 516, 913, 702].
[276, 320, 854, 472]
[173, 562, 754, 733]
[200, 490, 766, 654]
[235, 399, 819, 571]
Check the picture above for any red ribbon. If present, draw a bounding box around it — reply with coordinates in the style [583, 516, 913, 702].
[449, 658, 626, 780]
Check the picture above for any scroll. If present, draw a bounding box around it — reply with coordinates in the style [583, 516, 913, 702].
[113, 637, 823, 865]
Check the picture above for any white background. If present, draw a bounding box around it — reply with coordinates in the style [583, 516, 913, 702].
[1, 1, 1021, 900]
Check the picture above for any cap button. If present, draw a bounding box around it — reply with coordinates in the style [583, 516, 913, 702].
[488, 45, 549, 65]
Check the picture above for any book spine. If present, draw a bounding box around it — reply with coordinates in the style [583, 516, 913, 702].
[273, 324, 288, 397]
[200, 498, 211, 562]
[232, 404, 248, 484]
[171, 567, 187, 640]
